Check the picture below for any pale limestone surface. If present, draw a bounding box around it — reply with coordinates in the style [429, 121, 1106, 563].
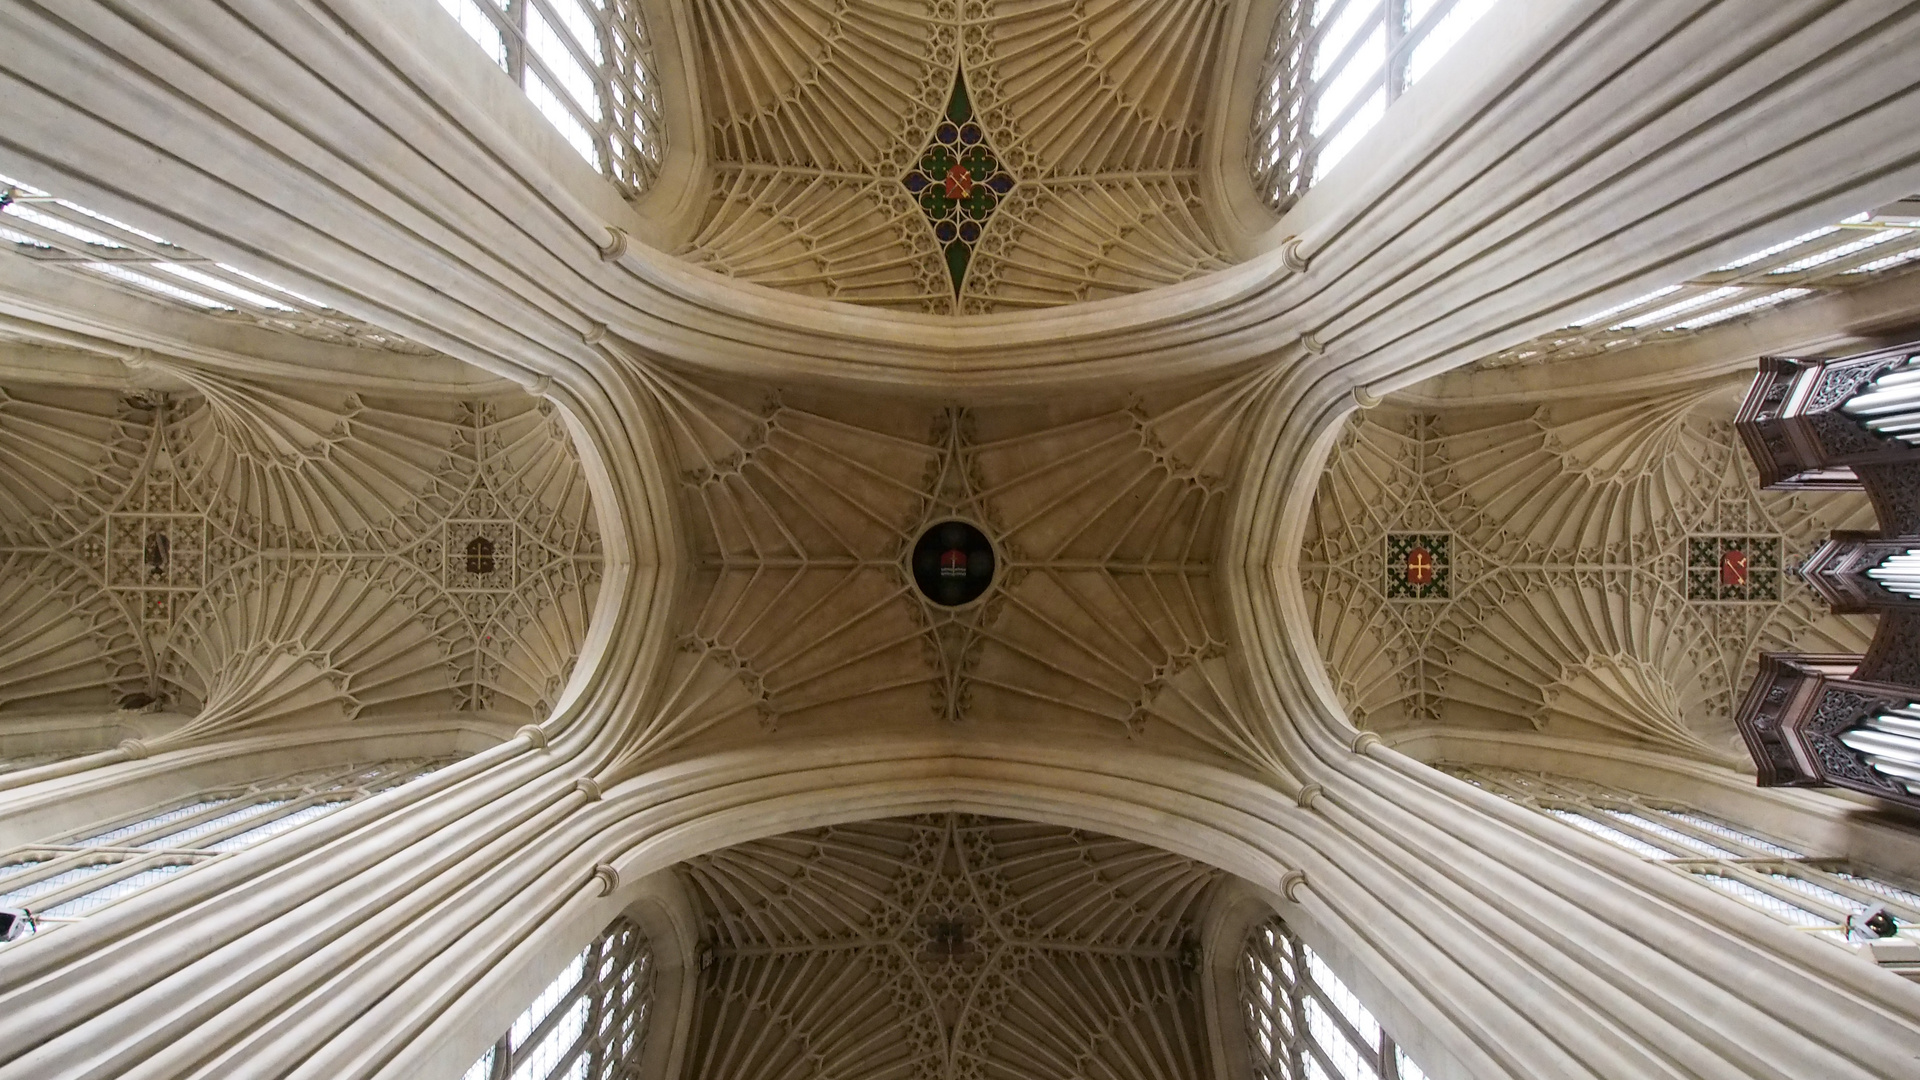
[0, 3, 1916, 1080]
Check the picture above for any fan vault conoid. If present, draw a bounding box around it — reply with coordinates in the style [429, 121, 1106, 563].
[678, 814, 1216, 1080]
[680, 0, 1230, 313]
[3, 3, 1920, 1080]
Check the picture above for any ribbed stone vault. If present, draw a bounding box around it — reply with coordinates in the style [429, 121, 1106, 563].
[2, 5, 1920, 1079]
[0, 361, 601, 750]
[678, 0, 1231, 314]
[1302, 379, 1877, 761]
[612, 366, 1288, 773]
[677, 813, 1218, 1080]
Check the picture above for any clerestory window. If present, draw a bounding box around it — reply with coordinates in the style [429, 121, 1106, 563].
[0, 758, 447, 942]
[0, 172, 431, 353]
[1483, 199, 1920, 368]
[435, 0, 665, 197]
[1251, 0, 1497, 211]
[1445, 764, 1920, 949]
[1243, 917, 1429, 1080]
[461, 916, 654, 1080]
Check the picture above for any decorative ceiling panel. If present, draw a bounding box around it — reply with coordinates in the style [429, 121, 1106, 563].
[1300, 383, 1876, 761]
[680, 0, 1230, 314]
[678, 813, 1217, 1080]
[615, 367, 1283, 771]
[0, 368, 600, 740]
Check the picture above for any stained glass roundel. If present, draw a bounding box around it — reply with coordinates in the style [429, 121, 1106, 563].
[912, 520, 995, 607]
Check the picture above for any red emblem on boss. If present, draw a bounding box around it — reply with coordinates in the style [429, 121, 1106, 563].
[1404, 546, 1434, 586]
[944, 163, 973, 200]
[940, 549, 968, 578]
[1720, 548, 1749, 586]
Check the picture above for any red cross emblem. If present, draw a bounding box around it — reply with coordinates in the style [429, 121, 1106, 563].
[944, 163, 974, 200]
[940, 549, 968, 578]
[1720, 548, 1749, 586]
[1404, 547, 1434, 586]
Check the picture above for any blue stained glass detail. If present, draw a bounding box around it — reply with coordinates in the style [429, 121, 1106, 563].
[903, 69, 1014, 300]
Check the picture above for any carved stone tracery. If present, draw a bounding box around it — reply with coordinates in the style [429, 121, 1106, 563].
[679, 0, 1231, 314]
[1302, 387, 1876, 760]
[0, 372, 601, 739]
[616, 366, 1281, 772]
[679, 813, 1217, 1080]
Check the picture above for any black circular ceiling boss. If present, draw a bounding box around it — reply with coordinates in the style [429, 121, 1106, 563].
[912, 520, 995, 607]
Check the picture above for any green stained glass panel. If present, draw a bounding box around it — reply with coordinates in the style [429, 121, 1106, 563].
[904, 69, 1013, 299]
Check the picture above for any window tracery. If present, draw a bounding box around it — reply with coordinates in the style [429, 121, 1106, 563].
[1444, 764, 1920, 950]
[461, 916, 654, 1080]
[1250, 0, 1497, 212]
[1242, 918, 1429, 1080]
[0, 173, 434, 354]
[436, 0, 665, 196]
[0, 758, 446, 940]
[1479, 198, 1920, 370]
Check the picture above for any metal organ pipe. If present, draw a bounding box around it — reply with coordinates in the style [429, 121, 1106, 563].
[1840, 703, 1920, 793]
[1867, 549, 1920, 599]
[1842, 357, 1920, 443]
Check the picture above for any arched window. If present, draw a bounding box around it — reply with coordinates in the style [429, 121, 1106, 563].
[435, 0, 665, 197]
[1446, 765, 1920, 948]
[1251, 0, 1497, 211]
[0, 758, 447, 942]
[461, 916, 654, 1080]
[1243, 917, 1429, 1080]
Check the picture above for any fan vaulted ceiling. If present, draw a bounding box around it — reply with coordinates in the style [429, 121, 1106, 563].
[677, 0, 1232, 314]
[1301, 381, 1876, 762]
[0, 366, 600, 750]
[611, 367, 1289, 775]
[677, 813, 1219, 1080]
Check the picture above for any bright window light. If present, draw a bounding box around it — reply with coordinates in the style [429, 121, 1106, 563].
[1444, 764, 1920, 953]
[0, 760, 446, 943]
[1254, 0, 1499, 208]
[431, 0, 662, 196]
[1243, 918, 1430, 1080]
[463, 917, 655, 1080]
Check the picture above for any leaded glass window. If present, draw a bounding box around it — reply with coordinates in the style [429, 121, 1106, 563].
[1481, 199, 1920, 367]
[435, 0, 664, 197]
[1445, 764, 1920, 946]
[462, 916, 654, 1080]
[1251, 0, 1498, 211]
[0, 758, 445, 942]
[1243, 918, 1429, 1080]
[0, 172, 430, 353]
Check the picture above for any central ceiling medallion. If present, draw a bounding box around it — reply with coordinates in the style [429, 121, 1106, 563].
[903, 70, 1013, 299]
[912, 519, 995, 607]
